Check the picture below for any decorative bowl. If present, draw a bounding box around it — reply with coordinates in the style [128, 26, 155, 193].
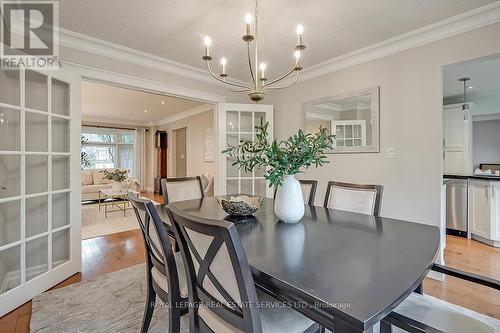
[217, 195, 264, 217]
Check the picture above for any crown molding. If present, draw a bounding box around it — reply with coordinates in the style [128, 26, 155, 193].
[156, 104, 214, 127]
[58, 28, 247, 87]
[58, 3, 500, 87]
[299, 2, 500, 82]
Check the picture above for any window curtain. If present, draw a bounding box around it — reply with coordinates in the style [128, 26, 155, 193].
[134, 129, 147, 191]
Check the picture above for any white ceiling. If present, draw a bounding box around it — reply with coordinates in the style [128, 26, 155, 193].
[59, 0, 498, 81]
[81, 82, 205, 123]
[443, 54, 500, 115]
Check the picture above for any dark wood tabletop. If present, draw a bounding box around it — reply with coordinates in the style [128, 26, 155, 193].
[157, 197, 440, 332]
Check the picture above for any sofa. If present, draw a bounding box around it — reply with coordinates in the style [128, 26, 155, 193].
[81, 169, 141, 201]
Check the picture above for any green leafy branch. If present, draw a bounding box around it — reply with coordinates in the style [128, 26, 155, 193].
[223, 117, 335, 187]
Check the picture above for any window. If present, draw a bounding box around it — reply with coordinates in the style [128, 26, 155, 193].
[332, 120, 366, 147]
[81, 127, 135, 174]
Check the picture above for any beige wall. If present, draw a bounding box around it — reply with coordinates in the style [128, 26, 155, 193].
[269, 22, 500, 225]
[159, 109, 215, 179]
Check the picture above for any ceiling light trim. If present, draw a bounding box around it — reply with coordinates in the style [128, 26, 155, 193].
[299, 2, 500, 82]
[155, 104, 214, 126]
[82, 115, 154, 128]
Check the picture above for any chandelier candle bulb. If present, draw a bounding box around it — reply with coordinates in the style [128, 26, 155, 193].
[204, 36, 211, 57]
[245, 13, 252, 36]
[296, 24, 304, 45]
[295, 50, 301, 65]
[220, 58, 227, 75]
[259, 63, 266, 79]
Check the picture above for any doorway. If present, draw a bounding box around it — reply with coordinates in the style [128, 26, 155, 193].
[173, 127, 187, 177]
[437, 53, 500, 319]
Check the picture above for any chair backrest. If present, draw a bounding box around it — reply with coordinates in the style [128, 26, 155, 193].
[167, 203, 262, 333]
[128, 192, 181, 298]
[161, 177, 204, 204]
[324, 181, 383, 216]
[273, 179, 318, 205]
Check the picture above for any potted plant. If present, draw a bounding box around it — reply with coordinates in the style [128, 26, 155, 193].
[101, 169, 129, 192]
[224, 119, 335, 223]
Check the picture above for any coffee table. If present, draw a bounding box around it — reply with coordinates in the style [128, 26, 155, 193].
[98, 189, 134, 218]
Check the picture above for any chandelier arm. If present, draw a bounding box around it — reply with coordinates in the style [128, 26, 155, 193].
[247, 42, 257, 90]
[205, 61, 251, 91]
[224, 82, 252, 93]
[264, 71, 300, 90]
[262, 65, 297, 89]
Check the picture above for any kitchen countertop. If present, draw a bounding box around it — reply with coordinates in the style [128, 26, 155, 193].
[444, 173, 500, 181]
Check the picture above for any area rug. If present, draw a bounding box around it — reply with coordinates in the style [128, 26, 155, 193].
[81, 200, 160, 240]
[30, 264, 189, 333]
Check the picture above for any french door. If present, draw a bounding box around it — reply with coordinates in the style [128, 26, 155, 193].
[0, 66, 81, 316]
[216, 103, 273, 198]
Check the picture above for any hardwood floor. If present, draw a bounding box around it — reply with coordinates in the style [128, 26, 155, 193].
[1, 194, 499, 331]
[0, 229, 146, 333]
[424, 235, 500, 319]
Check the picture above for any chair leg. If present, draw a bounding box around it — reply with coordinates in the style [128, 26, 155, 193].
[168, 306, 181, 333]
[380, 320, 392, 333]
[141, 280, 156, 333]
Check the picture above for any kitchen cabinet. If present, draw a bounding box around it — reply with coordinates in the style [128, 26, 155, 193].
[468, 179, 500, 247]
[443, 104, 472, 174]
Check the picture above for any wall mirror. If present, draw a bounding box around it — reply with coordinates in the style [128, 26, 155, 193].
[304, 87, 380, 153]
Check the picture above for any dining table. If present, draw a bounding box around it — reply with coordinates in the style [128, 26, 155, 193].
[156, 196, 440, 333]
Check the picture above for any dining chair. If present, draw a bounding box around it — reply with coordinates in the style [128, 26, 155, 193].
[128, 192, 189, 333]
[273, 179, 318, 205]
[166, 203, 319, 333]
[161, 176, 204, 204]
[323, 181, 383, 216]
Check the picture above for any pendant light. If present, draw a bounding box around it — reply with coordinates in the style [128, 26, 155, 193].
[458, 77, 470, 121]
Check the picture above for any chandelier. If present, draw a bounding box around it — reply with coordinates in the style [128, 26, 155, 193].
[202, 0, 305, 102]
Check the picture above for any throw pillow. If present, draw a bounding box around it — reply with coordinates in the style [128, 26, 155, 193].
[81, 170, 93, 186]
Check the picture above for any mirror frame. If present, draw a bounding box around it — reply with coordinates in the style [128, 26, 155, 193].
[303, 86, 380, 154]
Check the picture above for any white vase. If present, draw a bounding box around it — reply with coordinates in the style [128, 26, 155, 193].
[112, 182, 122, 192]
[274, 175, 305, 223]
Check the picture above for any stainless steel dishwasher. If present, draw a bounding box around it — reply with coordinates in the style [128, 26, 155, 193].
[444, 177, 468, 236]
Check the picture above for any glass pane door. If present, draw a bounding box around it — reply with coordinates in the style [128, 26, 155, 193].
[0, 67, 80, 316]
[217, 103, 273, 198]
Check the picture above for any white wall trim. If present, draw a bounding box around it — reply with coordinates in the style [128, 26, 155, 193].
[156, 104, 214, 126]
[58, 28, 247, 87]
[299, 2, 500, 82]
[62, 61, 226, 104]
[82, 116, 154, 128]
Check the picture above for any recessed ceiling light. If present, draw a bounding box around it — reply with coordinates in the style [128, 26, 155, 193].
[161, 101, 165, 104]
[144, 109, 148, 113]
[467, 86, 473, 89]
